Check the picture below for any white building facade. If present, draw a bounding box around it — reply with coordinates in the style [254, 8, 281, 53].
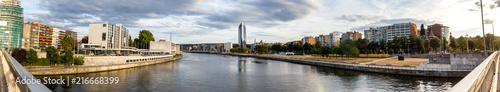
[328, 32, 341, 46]
[88, 23, 130, 49]
[150, 40, 177, 54]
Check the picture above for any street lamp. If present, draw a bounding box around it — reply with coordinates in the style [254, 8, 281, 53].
[480, 0, 487, 56]
[466, 34, 469, 53]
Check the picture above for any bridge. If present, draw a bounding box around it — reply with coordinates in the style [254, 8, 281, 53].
[0, 49, 51, 92]
[450, 51, 500, 92]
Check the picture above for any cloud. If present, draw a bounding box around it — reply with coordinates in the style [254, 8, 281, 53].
[337, 14, 384, 22]
[350, 18, 436, 31]
[27, 0, 322, 31]
[199, 0, 323, 29]
[28, 0, 207, 30]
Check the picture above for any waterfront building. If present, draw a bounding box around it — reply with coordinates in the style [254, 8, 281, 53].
[22, 22, 53, 50]
[315, 34, 329, 46]
[424, 24, 450, 43]
[51, 28, 61, 49]
[238, 23, 246, 49]
[364, 22, 418, 42]
[328, 32, 341, 46]
[57, 30, 64, 50]
[88, 23, 129, 49]
[224, 42, 232, 52]
[0, 0, 23, 49]
[301, 36, 315, 45]
[341, 31, 362, 41]
[149, 40, 177, 54]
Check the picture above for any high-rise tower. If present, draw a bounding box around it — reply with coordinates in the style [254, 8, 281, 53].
[0, 0, 23, 49]
[238, 23, 246, 49]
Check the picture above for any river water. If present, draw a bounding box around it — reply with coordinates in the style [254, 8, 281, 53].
[36, 52, 461, 92]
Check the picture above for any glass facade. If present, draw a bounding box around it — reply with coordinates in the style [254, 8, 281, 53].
[238, 23, 246, 49]
[0, 0, 23, 49]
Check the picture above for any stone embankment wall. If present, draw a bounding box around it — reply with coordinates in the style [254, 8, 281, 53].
[29, 55, 182, 75]
[450, 52, 491, 69]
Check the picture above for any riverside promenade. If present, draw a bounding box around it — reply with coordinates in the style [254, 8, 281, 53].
[188, 51, 473, 77]
[28, 55, 183, 75]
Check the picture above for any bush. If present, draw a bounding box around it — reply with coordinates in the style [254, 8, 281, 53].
[74, 58, 84, 65]
[22, 58, 50, 66]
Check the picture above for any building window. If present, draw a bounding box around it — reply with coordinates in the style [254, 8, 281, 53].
[102, 33, 106, 41]
[103, 24, 107, 27]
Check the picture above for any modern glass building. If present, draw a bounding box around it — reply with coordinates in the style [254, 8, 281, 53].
[238, 23, 246, 49]
[0, 0, 23, 49]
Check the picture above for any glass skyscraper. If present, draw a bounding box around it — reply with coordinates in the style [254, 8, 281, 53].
[0, 0, 23, 49]
[238, 23, 246, 49]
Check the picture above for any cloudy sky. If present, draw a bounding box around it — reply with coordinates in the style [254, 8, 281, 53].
[21, 0, 500, 44]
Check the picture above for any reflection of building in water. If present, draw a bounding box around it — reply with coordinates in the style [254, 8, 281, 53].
[238, 57, 246, 72]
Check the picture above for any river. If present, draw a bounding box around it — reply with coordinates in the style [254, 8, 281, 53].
[36, 52, 461, 92]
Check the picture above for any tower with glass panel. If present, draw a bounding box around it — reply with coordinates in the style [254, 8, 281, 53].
[238, 23, 246, 49]
[0, 0, 23, 49]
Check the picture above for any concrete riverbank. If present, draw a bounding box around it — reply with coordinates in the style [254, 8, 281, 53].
[29, 55, 183, 75]
[188, 51, 471, 77]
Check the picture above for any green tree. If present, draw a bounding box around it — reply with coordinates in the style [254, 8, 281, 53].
[430, 38, 441, 53]
[303, 43, 312, 54]
[485, 33, 495, 51]
[367, 41, 378, 54]
[138, 30, 155, 49]
[416, 38, 425, 53]
[449, 37, 458, 52]
[340, 39, 359, 58]
[332, 46, 341, 57]
[128, 36, 133, 47]
[230, 48, 238, 53]
[271, 44, 280, 52]
[62, 35, 74, 51]
[314, 41, 322, 48]
[457, 36, 467, 52]
[61, 50, 74, 65]
[46, 46, 59, 65]
[443, 37, 448, 52]
[320, 46, 332, 57]
[474, 35, 484, 51]
[310, 48, 321, 54]
[420, 24, 425, 36]
[355, 38, 369, 54]
[25, 49, 38, 66]
[424, 39, 431, 53]
[254, 44, 269, 53]
[241, 47, 250, 53]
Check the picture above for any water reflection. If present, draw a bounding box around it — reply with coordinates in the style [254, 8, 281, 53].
[36, 52, 460, 92]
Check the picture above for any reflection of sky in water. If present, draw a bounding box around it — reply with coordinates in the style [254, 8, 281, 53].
[36, 52, 461, 92]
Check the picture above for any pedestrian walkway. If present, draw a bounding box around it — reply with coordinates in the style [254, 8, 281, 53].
[359, 56, 397, 65]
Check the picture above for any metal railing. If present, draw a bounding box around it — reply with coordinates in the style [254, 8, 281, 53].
[449, 51, 498, 92]
[0, 49, 51, 92]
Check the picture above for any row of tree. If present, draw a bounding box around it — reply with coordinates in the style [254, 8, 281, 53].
[11, 35, 84, 66]
[129, 30, 155, 49]
[243, 33, 499, 57]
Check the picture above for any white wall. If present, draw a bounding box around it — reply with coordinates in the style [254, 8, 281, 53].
[88, 23, 109, 48]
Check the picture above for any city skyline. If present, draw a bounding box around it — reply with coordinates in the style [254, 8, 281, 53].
[19, 0, 500, 44]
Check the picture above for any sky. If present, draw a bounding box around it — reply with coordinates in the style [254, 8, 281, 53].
[20, 0, 500, 44]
